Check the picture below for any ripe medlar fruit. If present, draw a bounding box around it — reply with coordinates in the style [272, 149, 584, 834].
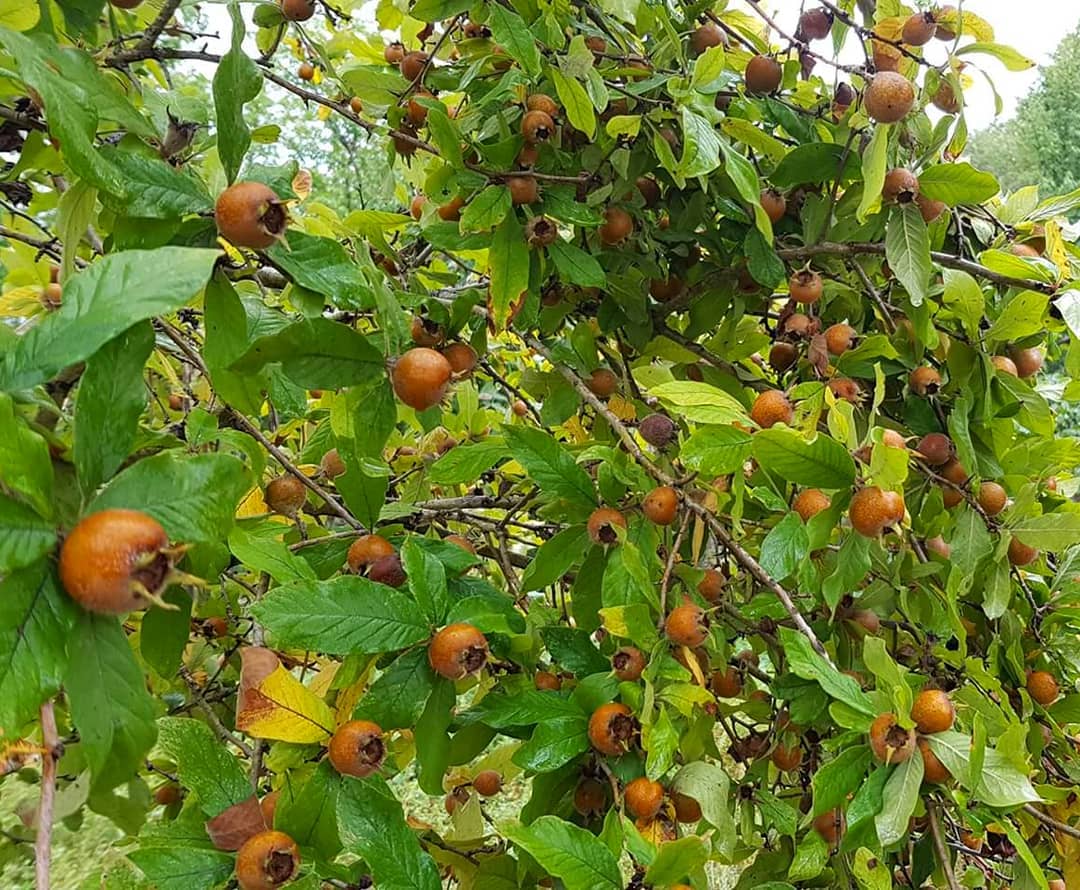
[868, 712, 916, 763]
[916, 432, 953, 466]
[865, 72, 915, 123]
[690, 22, 727, 55]
[521, 109, 556, 144]
[849, 486, 904, 537]
[665, 602, 709, 647]
[624, 777, 664, 820]
[235, 830, 300, 890]
[745, 55, 783, 95]
[507, 175, 539, 206]
[443, 342, 478, 377]
[598, 207, 634, 244]
[588, 702, 637, 756]
[911, 688, 954, 734]
[328, 720, 385, 778]
[639, 413, 676, 448]
[697, 568, 724, 602]
[587, 507, 626, 545]
[429, 622, 489, 679]
[215, 182, 288, 250]
[909, 365, 942, 396]
[573, 778, 607, 816]
[399, 51, 429, 82]
[789, 269, 823, 304]
[798, 8, 833, 40]
[760, 188, 786, 223]
[824, 323, 857, 356]
[882, 168, 919, 203]
[265, 475, 307, 516]
[977, 481, 1007, 516]
[473, 770, 502, 797]
[347, 534, 395, 574]
[793, 488, 831, 522]
[613, 647, 646, 682]
[280, 0, 316, 21]
[642, 485, 678, 525]
[902, 12, 937, 46]
[368, 553, 406, 588]
[585, 367, 618, 398]
[391, 347, 453, 410]
[750, 389, 793, 429]
[919, 738, 951, 783]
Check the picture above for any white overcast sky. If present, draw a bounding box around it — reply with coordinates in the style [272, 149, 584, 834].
[199, 0, 1078, 132]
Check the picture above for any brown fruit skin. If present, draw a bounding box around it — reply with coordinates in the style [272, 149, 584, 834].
[869, 713, 916, 763]
[526, 94, 559, 117]
[436, 194, 464, 221]
[916, 432, 954, 466]
[586, 368, 618, 398]
[1010, 346, 1044, 378]
[588, 702, 636, 756]
[991, 354, 1019, 376]
[698, 568, 724, 602]
[769, 341, 798, 371]
[882, 168, 919, 204]
[960, 829, 983, 852]
[259, 791, 280, 827]
[587, 507, 627, 545]
[280, 0, 315, 21]
[1010, 241, 1041, 258]
[828, 377, 862, 405]
[911, 689, 955, 734]
[59, 509, 173, 614]
[639, 414, 676, 448]
[368, 553, 406, 588]
[932, 80, 961, 114]
[798, 8, 833, 40]
[977, 481, 1007, 516]
[909, 365, 942, 396]
[410, 193, 426, 219]
[235, 830, 300, 890]
[918, 738, 951, 783]
[297, 62, 315, 81]
[813, 809, 845, 847]
[215, 182, 285, 250]
[411, 316, 445, 347]
[392, 347, 453, 411]
[751, 389, 793, 429]
[1027, 670, 1059, 705]
[204, 616, 229, 638]
[444, 534, 475, 554]
[902, 12, 936, 46]
[154, 783, 182, 806]
[665, 603, 709, 647]
[760, 189, 787, 223]
[624, 777, 664, 820]
[521, 109, 556, 144]
[917, 194, 947, 223]
[711, 666, 742, 698]
[865, 72, 916, 123]
[349, 96, 363, 114]
[266, 475, 307, 516]
[443, 342, 478, 377]
[328, 720, 385, 778]
[40, 282, 62, 310]
[793, 489, 831, 522]
[643, 485, 678, 525]
[849, 486, 901, 537]
[320, 448, 346, 480]
[1047, 881, 1067, 890]
[935, 6, 959, 40]
[745, 55, 783, 95]
[926, 535, 951, 559]
[690, 22, 727, 54]
[399, 52, 429, 82]
[511, 399, 529, 418]
[535, 670, 562, 691]
[1008, 537, 1038, 566]
[613, 647, 646, 682]
[635, 176, 661, 208]
[507, 175, 539, 206]
[598, 207, 634, 245]
[473, 770, 502, 797]
[429, 623, 489, 680]
[940, 458, 968, 508]
[772, 743, 802, 771]
[573, 778, 607, 816]
[649, 276, 683, 303]
[347, 534, 395, 573]
[789, 270, 823, 304]
[824, 323, 857, 356]
[384, 42, 406, 65]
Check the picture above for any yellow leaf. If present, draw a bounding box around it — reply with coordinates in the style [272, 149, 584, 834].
[0, 285, 43, 320]
[236, 648, 335, 743]
[607, 394, 637, 422]
[236, 486, 269, 518]
[292, 169, 313, 203]
[0, 0, 40, 31]
[563, 415, 589, 444]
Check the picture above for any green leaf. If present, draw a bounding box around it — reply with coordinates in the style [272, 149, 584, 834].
[540, 626, 608, 675]
[771, 143, 861, 189]
[942, 269, 984, 339]
[744, 226, 785, 288]
[230, 318, 385, 389]
[409, 0, 471, 21]
[857, 125, 889, 221]
[501, 425, 596, 509]
[0, 393, 54, 518]
[812, 746, 871, 816]
[460, 186, 511, 234]
[874, 755, 923, 846]
[253, 575, 432, 655]
[671, 761, 734, 840]
[548, 240, 606, 288]
[752, 428, 856, 489]
[644, 704, 679, 779]
[99, 149, 215, 219]
[780, 627, 876, 716]
[513, 717, 590, 772]
[336, 459, 389, 533]
[203, 276, 269, 415]
[73, 322, 154, 495]
[58, 179, 98, 282]
[228, 526, 317, 583]
[759, 512, 809, 581]
[157, 717, 252, 818]
[487, 4, 541, 77]
[721, 118, 787, 164]
[266, 231, 373, 309]
[0, 247, 219, 391]
[276, 761, 342, 858]
[503, 816, 622, 890]
[956, 42, 1035, 71]
[951, 507, 993, 575]
[718, 136, 760, 207]
[0, 494, 56, 574]
[0, 561, 77, 737]
[1011, 510, 1080, 550]
[214, 3, 263, 183]
[402, 537, 449, 624]
[462, 690, 583, 728]
[0, 1, 40, 30]
[986, 290, 1050, 343]
[650, 381, 750, 425]
[551, 70, 595, 140]
[886, 204, 932, 308]
[356, 648, 436, 730]
[679, 109, 722, 179]
[863, 637, 911, 716]
[423, 103, 463, 168]
[918, 162, 1000, 205]
[680, 425, 753, 476]
[691, 45, 725, 91]
[337, 776, 442, 890]
[127, 845, 233, 890]
[92, 452, 250, 543]
[429, 438, 508, 484]
[644, 836, 709, 885]
[66, 612, 157, 790]
[522, 527, 590, 592]
[415, 679, 454, 794]
[140, 588, 192, 679]
[489, 214, 531, 330]
[926, 731, 1040, 807]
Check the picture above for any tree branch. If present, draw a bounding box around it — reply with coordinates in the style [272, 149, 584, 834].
[34, 699, 59, 890]
[928, 801, 961, 890]
[1022, 803, 1080, 840]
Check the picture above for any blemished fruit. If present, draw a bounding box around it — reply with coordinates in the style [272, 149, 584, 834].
[320, 448, 346, 480]
[916, 432, 954, 466]
[665, 603, 709, 647]
[1027, 670, 1059, 705]
[588, 702, 637, 756]
[473, 770, 502, 797]
[525, 215, 557, 246]
[328, 720, 385, 778]
[789, 269, 823, 304]
[587, 507, 627, 545]
[698, 568, 724, 602]
[203, 616, 228, 638]
[507, 175, 539, 205]
[429, 623, 489, 679]
[910, 365, 942, 396]
[400, 51, 429, 82]
[215, 182, 287, 249]
[745, 55, 783, 94]
[769, 341, 798, 371]
[391, 347, 453, 410]
[868, 712, 916, 763]
[411, 316, 445, 347]
[772, 743, 802, 771]
[643, 485, 679, 525]
[368, 553, 406, 588]
[793, 488, 831, 522]
[711, 666, 742, 698]
[280, 0, 315, 21]
[347, 534, 395, 573]
[235, 830, 300, 890]
[639, 414, 677, 448]
[849, 486, 902, 537]
[1009, 537, 1038, 566]
[586, 368, 618, 398]
[1010, 346, 1044, 378]
[824, 323, 857, 356]
[992, 354, 1019, 376]
[444, 786, 469, 815]
[813, 809, 844, 846]
[865, 72, 916, 123]
[760, 188, 786, 223]
[60, 509, 176, 614]
[690, 22, 726, 54]
[911, 689, 955, 733]
[902, 12, 936, 45]
[624, 777, 664, 820]
[932, 80, 961, 114]
[882, 168, 919, 203]
[443, 343, 478, 377]
[522, 109, 556, 143]
[598, 207, 634, 244]
[798, 8, 832, 40]
[573, 778, 607, 816]
[297, 62, 315, 81]
[613, 646, 646, 681]
[535, 670, 561, 691]
[265, 475, 306, 516]
[919, 738, 951, 783]
[977, 481, 1007, 516]
[828, 377, 862, 404]
[750, 389, 793, 429]
[936, 5, 959, 40]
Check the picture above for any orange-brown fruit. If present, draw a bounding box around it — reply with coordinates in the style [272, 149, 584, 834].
[916, 432, 953, 466]
[909, 365, 942, 396]
[297, 62, 315, 81]
[798, 8, 833, 40]
[849, 486, 902, 537]
[444, 786, 469, 815]
[429, 623, 489, 680]
[882, 168, 919, 204]
[760, 188, 787, 223]
[869, 712, 916, 763]
[320, 448, 346, 480]
[348, 96, 363, 114]
[935, 6, 959, 40]
[391, 347, 453, 411]
[411, 316, 445, 347]
[828, 377, 862, 404]
[789, 269, 823, 304]
[598, 207, 634, 244]
[960, 829, 983, 852]
[586, 368, 618, 398]
[780, 312, 813, 338]
[347, 534, 395, 573]
[1009, 241, 1041, 258]
[769, 341, 798, 371]
[507, 175, 539, 205]
[1008, 537, 1038, 566]
[977, 481, 1007, 516]
[825, 323, 857, 356]
[444, 533, 475, 554]
[639, 414, 677, 448]
[902, 12, 936, 45]
[665, 603, 709, 647]
[690, 22, 727, 55]
[926, 535, 951, 559]
[671, 791, 701, 824]
[612, 646, 646, 682]
[517, 142, 540, 167]
[265, 475, 307, 516]
[850, 608, 881, 635]
[409, 193, 426, 220]
[750, 389, 794, 429]
[368, 553, 406, 588]
[813, 809, 845, 847]
[436, 193, 464, 221]
[522, 109, 556, 144]
[793, 488, 831, 522]
[215, 182, 287, 250]
[384, 42, 406, 65]
[588, 702, 637, 756]
[635, 176, 661, 207]
[649, 276, 683, 303]
[40, 282, 62, 310]
[59, 510, 177, 614]
[772, 743, 802, 771]
[1010, 346, 1044, 378]
[525, 215, 558, 247]
[697, 568, 724, 603]
[1047, 881, 1067, 890]
[526, 93, 559, 118]
[585, 35, 607, 54]
[991, 354, 1019, 376]
[328, 720, 385, 778]
[512, 399, 529, 418]
[911, 688, 954, 733]
[443, 342, 478, 377]
[918, 738, 951, 783]
[745, 55, 783, 95]
[1027, 670, 1059, 705]
[624, 777, 664, 820]
[167, 392, 184, 412]
[280, 0, 315, 21]
[399, 51, 429, 82]
[642, 485, 678, 525]
[473, 770, 502, 797]
[573, 778, 607, 816]
[917, 194, 948, 223]
[154, 783, 181, 806]
[865, 71, 916, 123]
[711, 666, 742, 698]
[932, 80, 961, 114]
[203, 616, 229, 638]
[535, 670, 562, 691]
[235, 830, 300, 890]
[939, 458, 968, 508]
[259, 791, 280, 827]
[587, 507, 626, 545]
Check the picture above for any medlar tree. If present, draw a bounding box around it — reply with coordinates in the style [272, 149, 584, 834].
[1, 0, 1079, 888]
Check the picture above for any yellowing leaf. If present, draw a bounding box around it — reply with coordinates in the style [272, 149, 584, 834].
[0, 285, 44, 319]
[607, 394, 637, 422]
[292, 169, 313, 202]
[236, 647, 334, 743]
[0, 0, 40, 31]
[237, 486, 269, 517]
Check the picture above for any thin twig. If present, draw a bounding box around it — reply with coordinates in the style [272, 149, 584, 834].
[34, 700, 59, 890]
[1022, 803, 1080, 840]
[658, 509, 692, 628]
[928, 801, 961, 890]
